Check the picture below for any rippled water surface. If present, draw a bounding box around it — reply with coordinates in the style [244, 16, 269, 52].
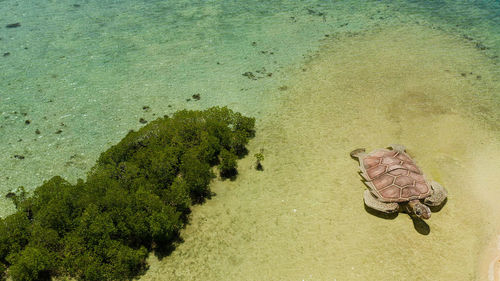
[1, 1, 499, 280]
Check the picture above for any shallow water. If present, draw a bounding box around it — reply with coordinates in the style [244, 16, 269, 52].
[140, 25, 500, 281]
[1, 1, 499, 280]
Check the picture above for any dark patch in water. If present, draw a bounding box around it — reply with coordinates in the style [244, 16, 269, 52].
[242, 72, 256, 80]
[387, 90, 449, 123]
[6, 23, 21, 28]
[306, 8, 325, 17]
[475, 42, 488, 50]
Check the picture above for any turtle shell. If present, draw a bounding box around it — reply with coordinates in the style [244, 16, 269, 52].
[360, 148, 431, 203]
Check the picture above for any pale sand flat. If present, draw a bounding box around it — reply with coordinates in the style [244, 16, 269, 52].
[141, 24, 500, 281]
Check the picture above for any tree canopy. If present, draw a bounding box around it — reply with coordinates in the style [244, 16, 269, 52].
[0, 107, 255, 281]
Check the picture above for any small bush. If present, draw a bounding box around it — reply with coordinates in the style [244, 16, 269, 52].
[254, 150, 265, 171]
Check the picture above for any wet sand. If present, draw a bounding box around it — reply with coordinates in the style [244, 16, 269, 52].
[140, 24, 500, 281]
[486, 236, 500, 281]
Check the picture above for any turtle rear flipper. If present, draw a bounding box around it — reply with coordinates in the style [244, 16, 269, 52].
[350, 148, 366, 159]
[389, 144, 406, 152]
[424, 181, 448, 206]
[363, 190, 399, 213]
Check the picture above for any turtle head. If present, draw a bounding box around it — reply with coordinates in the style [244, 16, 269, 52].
[410, 200, 431, 219]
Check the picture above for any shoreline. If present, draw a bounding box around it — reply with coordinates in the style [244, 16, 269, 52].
[481, 234, 500, 281]
[483, 235, 500, 281]
[488, 236, 500, 281]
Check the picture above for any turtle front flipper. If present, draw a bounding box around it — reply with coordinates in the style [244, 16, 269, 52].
[363, 190, 399, 213]
[424, 181, 448, 206]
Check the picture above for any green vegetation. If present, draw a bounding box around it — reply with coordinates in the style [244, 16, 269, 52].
[0, 107, 255, 281]
[254, 149, 265, 171]
[218, 149, 238, 178]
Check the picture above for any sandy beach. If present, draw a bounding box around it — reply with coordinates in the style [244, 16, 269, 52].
[487, 236, 500, 281]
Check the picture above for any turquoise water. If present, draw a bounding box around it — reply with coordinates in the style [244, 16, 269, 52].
[1, 1, 500, 280]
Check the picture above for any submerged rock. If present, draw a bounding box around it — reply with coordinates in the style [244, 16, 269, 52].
[6, 22, 21, 28]
[242, 72, 256, 80]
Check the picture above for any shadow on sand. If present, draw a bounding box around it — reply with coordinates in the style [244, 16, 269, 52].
[364, 198, 448, 236]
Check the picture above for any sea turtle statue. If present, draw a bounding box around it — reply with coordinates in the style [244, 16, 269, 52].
[350, 144, 447, 219]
